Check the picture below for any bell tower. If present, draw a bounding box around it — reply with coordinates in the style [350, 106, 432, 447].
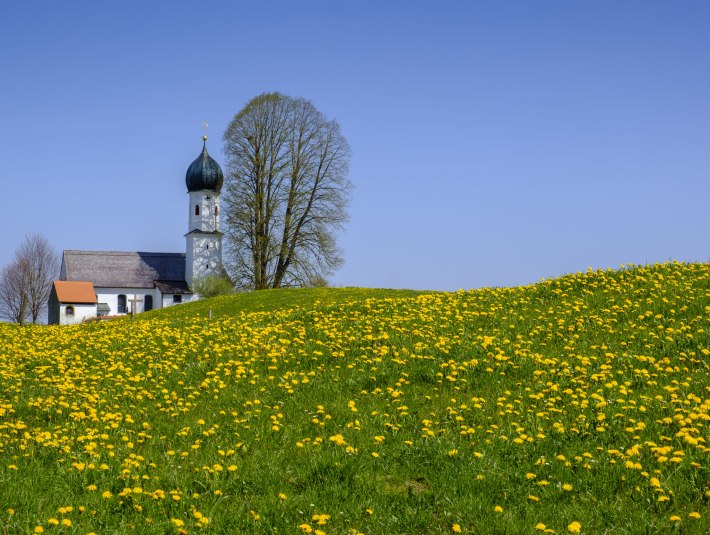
[184, 135, 224, 285]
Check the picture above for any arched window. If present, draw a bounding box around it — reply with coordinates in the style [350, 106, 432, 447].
[117, 294, 127, 314]
[66, 305, 75, 317]
[214, 205, 218, 216]
[195, 205, 200, 216]
[144, 295, 153, 312]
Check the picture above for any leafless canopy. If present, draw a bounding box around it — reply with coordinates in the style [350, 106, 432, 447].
[0, 234, 59, 324]
[223, 93, 352, 290]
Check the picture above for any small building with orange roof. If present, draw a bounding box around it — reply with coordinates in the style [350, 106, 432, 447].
[48, 281, 98, 325]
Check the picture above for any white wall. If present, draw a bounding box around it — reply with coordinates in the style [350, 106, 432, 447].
[188, 190, 220, 232]
[95, 288, 162, 315]
[60, 303, 96, 325]
[186, 235, 223, 283]
[186, 189, 223, 284]
[161, 293, 196, 309]
[94, 287, 195, 314]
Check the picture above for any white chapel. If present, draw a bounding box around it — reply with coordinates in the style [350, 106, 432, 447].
[48, 136, 225, 324]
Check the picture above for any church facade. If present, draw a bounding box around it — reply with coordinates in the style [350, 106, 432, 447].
[48, 136, 225, 325]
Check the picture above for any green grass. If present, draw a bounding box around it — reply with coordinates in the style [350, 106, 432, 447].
[0, 263, 708, 534]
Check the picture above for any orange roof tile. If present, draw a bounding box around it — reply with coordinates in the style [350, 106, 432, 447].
[54, 281, 97, 304]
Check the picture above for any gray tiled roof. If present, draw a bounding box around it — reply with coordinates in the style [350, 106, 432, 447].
[61, 250, 186, 289]
[155, 280, 192, 294]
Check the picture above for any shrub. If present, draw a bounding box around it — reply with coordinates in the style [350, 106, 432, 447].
[191, 275, 234, 298]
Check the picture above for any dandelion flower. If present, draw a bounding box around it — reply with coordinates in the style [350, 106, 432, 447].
[568, 521, 581, 533]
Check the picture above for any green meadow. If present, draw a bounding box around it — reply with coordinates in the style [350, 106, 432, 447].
[0, 263, 708, 534]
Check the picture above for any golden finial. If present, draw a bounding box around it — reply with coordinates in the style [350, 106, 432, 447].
[202, 121, 209, 142]
[203, 135, 208, 141]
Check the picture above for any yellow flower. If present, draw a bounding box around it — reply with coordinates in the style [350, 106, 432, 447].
[568, 521, 581, 533]
[494, 505, 503, 513]
[688, 512, 701, 519]
[33, 528, 44, 534]
[61, 519, 72, 527]
[279, 493, 287, 500]
[312, 514, 330, 525]
[669, 516, 681, 522]
[562, 483, 573, 491]
[452, 524, 462, 533]
[535, 523, 547, 531]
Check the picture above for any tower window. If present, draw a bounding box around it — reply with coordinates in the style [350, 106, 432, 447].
[117, 294, 127, 314]
[215, 206, 219, 216]
[195, 205, 200, 216]
[206, 244, 209, 249]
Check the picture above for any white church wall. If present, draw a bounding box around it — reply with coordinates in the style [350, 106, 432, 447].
[188, 190, 220, 232]
[60, 303, 97, 325]
[161, 293, 195, 309]
[186, 235, 222, 283]
[95, 288, 162, 315]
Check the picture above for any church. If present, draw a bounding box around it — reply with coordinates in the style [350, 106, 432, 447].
[48, 136, 225, 325]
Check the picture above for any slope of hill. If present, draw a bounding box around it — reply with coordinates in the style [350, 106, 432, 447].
[0, 263, 708, 534]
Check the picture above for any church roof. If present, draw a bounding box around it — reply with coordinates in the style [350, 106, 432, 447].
[185, 229, 224, 237]
[155, 280, 192, 295]
[186, 136, 224, 193]
[53, 281, 97, 304]
[61, 250, 187, 289]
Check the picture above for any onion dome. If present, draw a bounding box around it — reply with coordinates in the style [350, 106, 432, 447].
[186, 136, 224, 192]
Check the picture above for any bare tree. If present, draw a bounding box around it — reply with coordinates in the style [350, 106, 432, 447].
[223, 93, 352, 290]
[0, 234, 59, 324]
[0, 260, 29, 325]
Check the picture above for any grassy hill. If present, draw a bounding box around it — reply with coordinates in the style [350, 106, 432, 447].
[0, 263, 708, 534]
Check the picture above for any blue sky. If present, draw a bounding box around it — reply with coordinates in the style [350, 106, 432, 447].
[1, 1, 708, 291]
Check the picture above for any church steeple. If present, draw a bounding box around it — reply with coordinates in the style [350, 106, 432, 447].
[185, 135, 224, 286]
[186, 135, 224, 193]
